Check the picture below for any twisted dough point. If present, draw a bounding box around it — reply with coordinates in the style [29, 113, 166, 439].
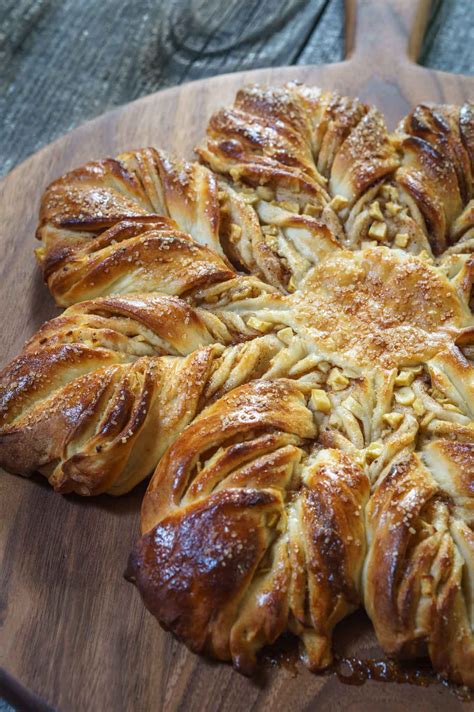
[35, 144, 340, 297]
[198, 83, 474, 260]
[395, 104, 474, 255]
[364, 450, 474, 688]
[0, 270, 381, 496]
[36, 148, 234, 305]
[35, 89, 474, 303]
[0, 292, 289, 495]
[129, 379, 369, 674]
[130, 349, 474, 683]
[362, 347, 474, 688]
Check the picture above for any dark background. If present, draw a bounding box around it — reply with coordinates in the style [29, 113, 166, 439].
[1, 0, 473, 178]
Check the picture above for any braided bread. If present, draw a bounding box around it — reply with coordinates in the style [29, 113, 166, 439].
[129, 345, 474, 685]
[2, 83, 474, 687]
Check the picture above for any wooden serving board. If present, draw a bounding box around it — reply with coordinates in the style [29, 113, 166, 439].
[1, 1, 473, 710]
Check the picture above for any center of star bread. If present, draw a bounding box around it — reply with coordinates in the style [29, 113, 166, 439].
[287, 247, 464, 367]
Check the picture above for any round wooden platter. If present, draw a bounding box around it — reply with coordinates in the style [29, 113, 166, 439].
[1, 1, 474, 710]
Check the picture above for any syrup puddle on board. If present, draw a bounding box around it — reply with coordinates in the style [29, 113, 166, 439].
[260, 634, 472, 702]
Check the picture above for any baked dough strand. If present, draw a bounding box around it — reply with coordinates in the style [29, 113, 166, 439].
[1, 83, 473, 687]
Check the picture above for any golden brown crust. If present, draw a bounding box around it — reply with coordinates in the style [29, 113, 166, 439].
[199, 85, 474, 260]
[364, 452, 474, 687]
[0, 295, 291, 495]
[357, 349, 474, 687]
[1, 83, 474, 688]
[395, 104, 474, 254]
[129, 380, 368, 673]
[36, 148, 235, 305]
[329, 108, 399, 201]
[130, 350, 474, 681]
[293, 247, 465, 367]
[45, 226, 235, 306]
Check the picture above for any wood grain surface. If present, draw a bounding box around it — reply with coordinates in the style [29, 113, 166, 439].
[1, 0, 473, 177]
[1, 1, 474, 710]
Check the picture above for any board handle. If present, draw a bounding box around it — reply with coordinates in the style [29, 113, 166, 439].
[345, 0, 432, 67]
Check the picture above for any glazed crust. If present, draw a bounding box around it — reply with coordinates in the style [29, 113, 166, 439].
[131, 347, 474, 684]
[129, 380, 368, 673]
[36, 148, 233, 305]
[0, 292, 290, 495]
[198, 84, 474, 260]
[1, 84, 474, 688]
